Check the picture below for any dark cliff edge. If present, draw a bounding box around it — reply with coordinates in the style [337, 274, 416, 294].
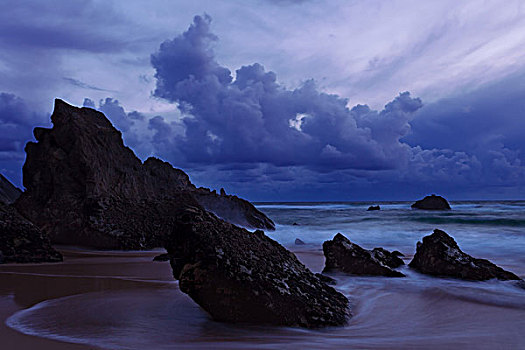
[0, 174, 21, 204]
[15, 99, 273, 249]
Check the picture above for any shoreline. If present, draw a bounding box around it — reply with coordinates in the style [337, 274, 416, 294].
[0, 247, 177, 350]
[0, 245, 326, 350]
[2, 244, 524, 349]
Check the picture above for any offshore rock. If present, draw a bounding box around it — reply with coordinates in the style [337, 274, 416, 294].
[295, 238, 305, 245]
[367, 205, 380, 211]
[323, 233, 405, 277]
[166, 206, 349, 328]
[0, 174, 21, 204]
[409, 229, 521, 281]
[15, 100, 273, 248]
[411, 194, 451, 210]
[0, 202, 62, 263]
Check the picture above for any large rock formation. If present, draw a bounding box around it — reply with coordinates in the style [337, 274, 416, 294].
[15, 99, 273, 249]
[323, 233, 405, 277]
[165, 205, 349, 328]
[411, 194, 451, 210]
[0, 174, 21, 204]
[409, 229, 521, 281]
[0, 201, 62, 263]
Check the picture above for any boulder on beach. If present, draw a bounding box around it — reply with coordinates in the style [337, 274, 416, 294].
[409, 229, 521, 281]
[165, 206, 349, 328]
[15, 99, 274, 249]
[322, 233, 405, 277]
[411, 194, 451, 210]
[367, 205, 380, 211]
[0, 201, 62, 264]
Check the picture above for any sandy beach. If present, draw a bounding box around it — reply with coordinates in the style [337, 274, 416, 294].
[0, 247, 176, 350]
[0, 246, 326, 350]
[2, 244, 524, 350]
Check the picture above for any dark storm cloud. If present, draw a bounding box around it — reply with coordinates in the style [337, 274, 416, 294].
[405, 72, 525, 186]
[0, 93, 49, 187]
[145, 15, 525, 199]
[151, 15, 424, 172]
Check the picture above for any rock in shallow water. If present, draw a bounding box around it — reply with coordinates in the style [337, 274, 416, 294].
[165, 206, 349, 328]
[323, 233, 405, 277]
[409, 229, 521, 281]
[411, 194, 451, 210]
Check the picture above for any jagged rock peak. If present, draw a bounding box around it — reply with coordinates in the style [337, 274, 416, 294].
[409, 229, 520, 281]
[15, 99, 273, 249]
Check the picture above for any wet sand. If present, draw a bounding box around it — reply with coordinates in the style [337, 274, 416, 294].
[0, 247, 175, 350]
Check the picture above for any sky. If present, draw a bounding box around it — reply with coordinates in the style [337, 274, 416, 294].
[1, 0, 525, 201]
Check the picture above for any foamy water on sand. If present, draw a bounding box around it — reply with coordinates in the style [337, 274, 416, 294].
[3, 201, 525, 349]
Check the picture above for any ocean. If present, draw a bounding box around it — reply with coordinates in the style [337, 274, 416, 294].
[4, 200, 525, 349]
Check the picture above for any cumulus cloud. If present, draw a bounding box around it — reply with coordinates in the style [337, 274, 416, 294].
[151, 15, 426, 172]
[146, 15, 525, 199]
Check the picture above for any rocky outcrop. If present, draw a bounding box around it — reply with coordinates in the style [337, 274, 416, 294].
[409, 229, 521, 281]
[370, 247, 404, 269]
[411, 194, 451, 210]
[0, 174, 21, 204]
[295, 238, 305, 245]
[367, 205, 380, 211]
[192, 189, 274, 229]
[0, 202, 62, 263]
[15, 99, 273, 248]
[165, 206, 349, 328]
[323, 233, 405, 277]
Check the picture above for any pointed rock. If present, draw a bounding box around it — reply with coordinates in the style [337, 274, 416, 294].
[409, 229, 520, 281]
[165, 206, 349, 328]
[15, 100, 273, 248]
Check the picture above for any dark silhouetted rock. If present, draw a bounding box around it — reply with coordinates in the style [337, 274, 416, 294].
[153, 253, 170, 262]
[371, 247, 404, 268]
[165, 206, 349, 328]
[0, 202, 62, 263]
[315, 273, 336, 285]
[411, 194, 451, 210]
[367, 205, 380, 211]
[323, 233, 405, 277]
[15, 100, 273, 248]
[292, 222, 299, 226]
[220, 188, 226, 196]
[192, 189, 274, 229]
[409, 229, 521, 281]
[0, 174, 21, 205]
[295, 238, 305, 245]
